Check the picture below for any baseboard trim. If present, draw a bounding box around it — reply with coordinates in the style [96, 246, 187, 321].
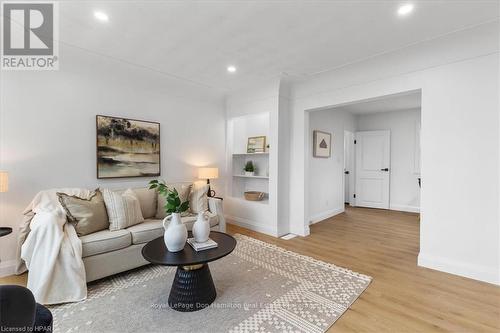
[309, 207, 344, 224]
[0, 259, 17, 278]
[225, 215, 277, 237]
[418, 252, 499, 285]
[389, 204, 420, 213]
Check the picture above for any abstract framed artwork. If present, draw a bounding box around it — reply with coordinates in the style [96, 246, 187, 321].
[313, 130, 331, 158]
[96, 115, 160, 179]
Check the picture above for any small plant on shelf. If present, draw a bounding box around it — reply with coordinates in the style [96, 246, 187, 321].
[244, 161, 255, 176]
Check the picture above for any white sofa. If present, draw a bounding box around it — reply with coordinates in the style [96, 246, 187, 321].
[80, 183, 225, 282]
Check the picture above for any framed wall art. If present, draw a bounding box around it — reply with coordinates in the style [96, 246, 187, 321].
[313, 130, 331, 158]
[247, 136, 267, 153]
[96, 115, 160, 178]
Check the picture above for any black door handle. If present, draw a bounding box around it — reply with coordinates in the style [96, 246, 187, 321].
[344, 171, 349, 175]
[381, 168, 389, 171]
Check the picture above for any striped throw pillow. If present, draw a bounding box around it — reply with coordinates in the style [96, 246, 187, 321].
[102, 188, 144, 231]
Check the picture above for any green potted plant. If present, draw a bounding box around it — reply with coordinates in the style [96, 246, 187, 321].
[149, 180, 189, 252]
[244, 160, 255, 176]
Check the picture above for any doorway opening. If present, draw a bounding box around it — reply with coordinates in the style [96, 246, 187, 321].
[307, 90, 422, 225]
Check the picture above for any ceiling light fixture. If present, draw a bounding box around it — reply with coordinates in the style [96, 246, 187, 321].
[397, 3, 414, 16]
[94, 11, 109, 22]
[227, 65, 237, 73]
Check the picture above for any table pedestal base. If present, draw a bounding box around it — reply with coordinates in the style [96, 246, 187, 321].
[168, 264, 216, 312]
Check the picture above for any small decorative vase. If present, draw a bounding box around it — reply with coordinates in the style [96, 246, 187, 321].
[162, 213, 187, 252]
[192, 212, 210, 243]
[245, 171, 254, 176]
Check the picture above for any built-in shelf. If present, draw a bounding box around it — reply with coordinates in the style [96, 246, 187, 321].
[229, 196, 269, 205]
[226, 112, 273, 233]
[233, 174, 269, 179]
[232, 152, 269, 156]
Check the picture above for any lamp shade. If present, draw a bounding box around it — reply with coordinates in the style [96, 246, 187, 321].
[0, 171, 8, 193]
[198, 167, 218, 180]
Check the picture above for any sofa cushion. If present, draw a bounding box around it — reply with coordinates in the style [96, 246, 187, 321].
[57, 189, 109, 236]
[189, 181, 209, 214]
[132, 188, 157, 219]
[155, 183, 192, 219]
[80, 229, 132, 258]
[126, 219, 164, 245]
[102, 188, 144, 230]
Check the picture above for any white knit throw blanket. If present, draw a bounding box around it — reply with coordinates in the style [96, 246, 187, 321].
[18, 188, 92, 304]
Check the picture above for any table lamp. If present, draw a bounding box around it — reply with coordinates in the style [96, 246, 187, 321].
[0, 171, 12, 240]
[198, 167, 218, 197]
[0, 171, 7, 193]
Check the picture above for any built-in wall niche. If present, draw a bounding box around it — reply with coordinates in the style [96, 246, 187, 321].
[231, 112, 270, 154]
[232, 153, 269, 178]
[228, 112, 270, 204]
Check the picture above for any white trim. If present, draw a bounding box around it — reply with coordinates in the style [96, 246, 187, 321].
[225, 215, 276, 237]
[280, 234, 298, 240]
[389, 204, 420, 213]
[0, 259, 17, 278]
[309, 207, 344, 224]
[418, 252, 499, 286]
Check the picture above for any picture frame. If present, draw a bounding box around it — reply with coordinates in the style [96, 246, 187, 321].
[247, 136, 267, 153]
[96, 115, 161, 179]
[313, 130, 331, 158]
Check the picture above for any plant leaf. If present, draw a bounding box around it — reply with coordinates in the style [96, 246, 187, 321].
[178, 201, 189, 212]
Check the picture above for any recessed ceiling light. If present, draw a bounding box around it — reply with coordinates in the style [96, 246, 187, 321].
[227, 65, 237, 73]
[94, 11, 109, 22]
[397, 3, 414, 16]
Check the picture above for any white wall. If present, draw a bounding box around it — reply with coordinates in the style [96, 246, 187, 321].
[231, 113, 270, 154]
[308, 109, 355, 223]
[0, 45, 226, 275]
[288, 21, 499, 284]
[356, 109, 421, 212]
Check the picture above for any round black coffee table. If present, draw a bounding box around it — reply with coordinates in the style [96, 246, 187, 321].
[142, 231, 236, 312]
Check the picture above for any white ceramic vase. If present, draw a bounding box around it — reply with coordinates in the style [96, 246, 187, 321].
[162, 213, 187, 252]
[192, 212, 210, 243]
[245, 171, 254, 176]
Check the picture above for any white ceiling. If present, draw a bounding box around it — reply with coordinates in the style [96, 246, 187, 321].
[335, 91, 422, 115]
[59, 1, 500, 92]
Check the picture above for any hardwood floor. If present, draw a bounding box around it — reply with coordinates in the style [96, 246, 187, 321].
[227, 206, 500, 332]
[2, 206, 499, 332]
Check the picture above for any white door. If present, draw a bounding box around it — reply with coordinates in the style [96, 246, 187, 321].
[355, 130, 390, 209]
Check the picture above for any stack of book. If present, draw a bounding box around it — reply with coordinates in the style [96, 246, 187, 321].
[187, 238, 218, 251]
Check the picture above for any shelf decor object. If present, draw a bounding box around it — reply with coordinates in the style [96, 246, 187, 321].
[247, 136, 266, 153]
[198, 167, 219, 197]
[244, 191, 265, 201]
[244, 161, 255, 176]
[313, 130, 331, 158]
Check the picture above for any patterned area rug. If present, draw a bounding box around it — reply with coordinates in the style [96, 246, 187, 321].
[50, 234, 371, 333]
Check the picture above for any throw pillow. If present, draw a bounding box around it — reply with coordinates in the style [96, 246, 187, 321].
[102, 188, 144, 231]
[189, 182, 209, 214]
[57, 189, 109, 237]
[155, 183, 192, 219]
[132, 188, 157, 219]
